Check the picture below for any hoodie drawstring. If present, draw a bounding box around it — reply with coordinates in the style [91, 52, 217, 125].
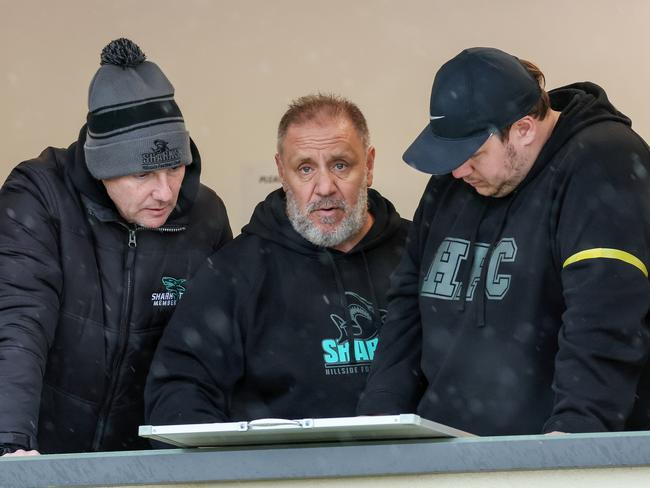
[325, 249, 381, 365]
[457, 202, 489, 313]
[475, 195, 517, 327]
[361, 251, 381, 322]
[324, 249, 357, 364]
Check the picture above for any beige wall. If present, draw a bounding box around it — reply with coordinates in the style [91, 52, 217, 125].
[2, 0, 649, 233]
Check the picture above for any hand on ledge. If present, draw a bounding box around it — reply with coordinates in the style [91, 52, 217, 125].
[544, 431, 567, 436]
[2, 449, 41, 457]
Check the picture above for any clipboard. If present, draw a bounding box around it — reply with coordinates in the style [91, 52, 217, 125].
[139, 414, 474, 447]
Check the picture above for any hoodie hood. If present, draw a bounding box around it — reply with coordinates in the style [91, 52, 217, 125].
[521, 81, 631, 186]
[64, 125, 202, 224]
[241, 188, 404, 256]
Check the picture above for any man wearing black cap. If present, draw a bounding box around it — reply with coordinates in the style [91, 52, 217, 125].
[358, 47, 650, 435]
[0, 38, 232, 455]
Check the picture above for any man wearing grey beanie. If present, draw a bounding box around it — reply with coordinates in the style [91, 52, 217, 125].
[0, 38, 232, 455]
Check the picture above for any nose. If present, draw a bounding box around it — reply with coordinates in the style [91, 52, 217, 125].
[314, 170, 336, 197]
[451, 160, 473, 179]
[151, 173, 174, 202]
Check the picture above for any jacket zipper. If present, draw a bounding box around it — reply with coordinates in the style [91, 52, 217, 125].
[90, 223, 186, 450]
[91, 227, 138, 450]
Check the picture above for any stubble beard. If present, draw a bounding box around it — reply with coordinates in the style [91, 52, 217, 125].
[285, 179, 369, 248]
[491, 142, 528, 198]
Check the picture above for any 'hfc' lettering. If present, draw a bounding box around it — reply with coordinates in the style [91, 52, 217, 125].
[421, 237, 517, 301]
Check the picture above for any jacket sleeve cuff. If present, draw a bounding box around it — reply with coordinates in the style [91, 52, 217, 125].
[543, 413, 608, 434]
[0, 431, 33, 454]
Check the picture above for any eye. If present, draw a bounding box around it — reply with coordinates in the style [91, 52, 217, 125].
[333, 161, 348, 171]
[298, 165, 313, 175]
[133, 172, 148, 179]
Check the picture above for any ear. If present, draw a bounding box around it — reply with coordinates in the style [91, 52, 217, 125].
[511, 116, 536, 147]
[274, 153, 287, 190]
[365, 146, 375, 187]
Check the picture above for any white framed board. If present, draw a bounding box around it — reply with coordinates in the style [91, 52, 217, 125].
[139, 414, 474, 448]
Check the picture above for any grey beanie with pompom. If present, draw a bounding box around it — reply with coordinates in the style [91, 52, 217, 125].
[83, 38, 192, 180]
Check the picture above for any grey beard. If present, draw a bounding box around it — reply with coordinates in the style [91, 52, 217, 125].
[285, 181, 369, 248]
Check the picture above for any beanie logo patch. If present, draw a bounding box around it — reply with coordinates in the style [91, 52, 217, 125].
[141, 139, 181, 170]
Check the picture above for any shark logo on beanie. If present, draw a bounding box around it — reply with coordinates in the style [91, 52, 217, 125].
[141, 139, 182, 170]
[83, 38, 192, 180]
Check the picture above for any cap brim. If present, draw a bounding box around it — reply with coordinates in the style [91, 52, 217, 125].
[402, 124, 491, 175]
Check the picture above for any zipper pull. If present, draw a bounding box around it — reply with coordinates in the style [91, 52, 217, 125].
[128, 229, 137, 248]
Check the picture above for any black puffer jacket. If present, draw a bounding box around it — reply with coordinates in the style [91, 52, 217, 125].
[0, 127, 232, 454]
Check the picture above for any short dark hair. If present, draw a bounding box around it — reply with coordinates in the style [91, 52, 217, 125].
[277, 94, 370, 152]
[498, 59, 551, 141]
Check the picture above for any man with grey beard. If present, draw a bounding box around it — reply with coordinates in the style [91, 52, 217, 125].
[145, 94, 409, 426]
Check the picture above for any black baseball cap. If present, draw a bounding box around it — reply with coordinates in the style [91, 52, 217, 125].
[403, 47, 541, 175]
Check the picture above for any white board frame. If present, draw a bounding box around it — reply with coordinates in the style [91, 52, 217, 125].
[139, 414, 474, 448]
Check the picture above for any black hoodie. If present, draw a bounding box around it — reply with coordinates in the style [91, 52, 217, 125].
[0, 127, 232, 454]
[358, 83, 650, 435]
[145, 188, 408, 425]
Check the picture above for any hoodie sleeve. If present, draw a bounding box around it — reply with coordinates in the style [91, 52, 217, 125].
[144, 252, 247, 430]
[544, 128, 650, 433]
[357, 188, 429, 415]
[0, 164, 63, 453]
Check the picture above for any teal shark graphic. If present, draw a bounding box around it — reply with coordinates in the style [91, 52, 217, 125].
[321, 292, 384, 370]
[330, 291, 384, 344]
[161, 277, 187, 300]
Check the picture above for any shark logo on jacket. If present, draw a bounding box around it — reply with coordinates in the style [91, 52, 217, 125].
[151, 276, 187, 307]
[321, 291, 384, 376]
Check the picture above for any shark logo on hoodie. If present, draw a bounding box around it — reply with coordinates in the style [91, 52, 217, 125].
[322, 292, 384, 375]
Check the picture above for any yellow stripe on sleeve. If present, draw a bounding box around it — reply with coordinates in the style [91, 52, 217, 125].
[563, 248, 648, 278]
